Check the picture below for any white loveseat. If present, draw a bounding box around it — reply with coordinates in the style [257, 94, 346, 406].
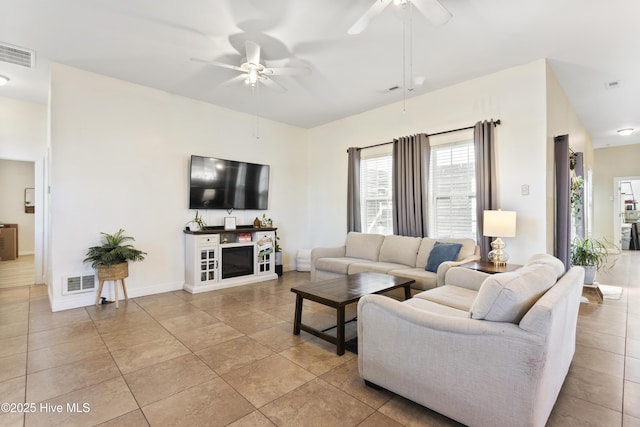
[357, 254, 584, 427]
[311, 232, 480, 290]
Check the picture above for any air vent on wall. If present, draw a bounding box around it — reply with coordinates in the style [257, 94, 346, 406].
[0, 42, 34, 68]
[63, 274, 96, 295]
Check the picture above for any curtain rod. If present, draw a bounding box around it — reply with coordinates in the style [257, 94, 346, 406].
[348, 119, 501, 152]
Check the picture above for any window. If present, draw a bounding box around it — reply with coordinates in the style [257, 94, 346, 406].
[429, 140, 476, 239]
[360, 151, 393, 235]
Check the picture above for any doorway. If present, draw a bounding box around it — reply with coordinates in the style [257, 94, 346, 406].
[614, 177, 640, 249]
[0, 158, 44, 287]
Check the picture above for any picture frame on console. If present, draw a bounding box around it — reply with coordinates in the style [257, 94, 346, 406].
[224, 217, 236, 230]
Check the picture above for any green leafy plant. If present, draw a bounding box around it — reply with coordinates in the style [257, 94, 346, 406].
[570, 176, 584, 220]
[84, 229, 147, 268]
[187, 210, 207, 231]
[274, 232, 281, 252]
[570, 237, 609, 271]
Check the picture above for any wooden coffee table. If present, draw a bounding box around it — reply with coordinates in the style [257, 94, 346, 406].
[291, 272, 414, 355]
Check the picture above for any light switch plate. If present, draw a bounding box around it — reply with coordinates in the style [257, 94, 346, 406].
[521, 184, 530, 195]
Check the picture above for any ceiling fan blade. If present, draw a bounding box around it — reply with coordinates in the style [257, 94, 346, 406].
[190, 58, 244, 72]
[263, 66, 311, 76]
[347, 0, 393, 35]
[220, 74, 248, 87]
[411, 0, 452, 26]
[259, 75, 287, 93]
[245, 40, 261, 66]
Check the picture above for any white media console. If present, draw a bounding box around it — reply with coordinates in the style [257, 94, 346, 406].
[184, 227, 277, 294]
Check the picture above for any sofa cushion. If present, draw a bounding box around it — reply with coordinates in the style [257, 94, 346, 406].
[470, 264, 557, 323]
[425, 242, 462, 272]
[388, 268, 438, 291]
[525, 253, 566, 279]
[416, 238, 476, 268]
[403, 297, 469, 318]
[345, 232, 385, 262]
[379, 235, 422, 266]
[414, 285, 478, 311]
[315, 257, 373, 275]
[348, 262, 410, 275]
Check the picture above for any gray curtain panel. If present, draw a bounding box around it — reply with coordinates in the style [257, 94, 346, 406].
[573, 152, 585, 239]
[474, 120, 498, 259]
[347, 147, 361, 232]
[555, 135, 571, 270]
[392, 133, 430, 237]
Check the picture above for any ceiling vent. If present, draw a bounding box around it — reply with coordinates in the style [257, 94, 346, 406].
[605, 80, 621, 90]
[0, 42, 35, 68]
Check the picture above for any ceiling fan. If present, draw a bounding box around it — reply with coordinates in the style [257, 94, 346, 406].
[348, 0, 452, 34]
[192, 40, 310, 93]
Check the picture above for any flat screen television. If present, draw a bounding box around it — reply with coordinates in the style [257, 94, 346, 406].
[189, 155, 270, 210]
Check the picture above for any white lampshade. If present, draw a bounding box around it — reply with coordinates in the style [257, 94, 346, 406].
[483, 210, 517, 237]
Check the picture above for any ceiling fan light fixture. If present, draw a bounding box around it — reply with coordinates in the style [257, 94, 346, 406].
[0, 75, 10, 86]
[617, 128, 634, 136]
[245, 68, 259, 86]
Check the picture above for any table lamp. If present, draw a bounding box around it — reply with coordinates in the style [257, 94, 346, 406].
[483, 210, 517, 266]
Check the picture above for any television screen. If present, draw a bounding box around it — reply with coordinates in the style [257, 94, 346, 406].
[189, 155, 270, 210]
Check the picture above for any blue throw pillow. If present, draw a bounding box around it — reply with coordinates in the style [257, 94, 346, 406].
[425, 242, 463, 273]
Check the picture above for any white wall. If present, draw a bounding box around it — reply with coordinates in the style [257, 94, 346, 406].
[49, 64, 308, 311]
[0, 97, 47, 280]
[0, 159, 35, 254]
[593, 144, 640, 242]
[307, 60, 549, 264]
[545, 62, 593, 249]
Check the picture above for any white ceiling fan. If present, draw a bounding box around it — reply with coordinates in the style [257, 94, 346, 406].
[348, 0, 452, 35]
[192, 40, 310, 93]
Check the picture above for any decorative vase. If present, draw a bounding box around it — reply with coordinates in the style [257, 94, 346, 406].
[582, 265, 596, 285]
[97, 262, 129, 281]
[275, 251, 283, 266]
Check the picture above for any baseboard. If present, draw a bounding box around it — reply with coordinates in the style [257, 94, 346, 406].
[50, 280, 184, 312]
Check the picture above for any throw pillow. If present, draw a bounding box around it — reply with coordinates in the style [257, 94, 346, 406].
[425, 242, 462, 273]
[469, 264, 557, 323]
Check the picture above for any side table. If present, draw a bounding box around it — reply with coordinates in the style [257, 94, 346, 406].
[459, 260, 523, 274]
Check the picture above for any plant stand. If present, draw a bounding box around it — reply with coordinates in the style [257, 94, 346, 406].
[95, 263, 129, 308]
[582, 284, 603, 303]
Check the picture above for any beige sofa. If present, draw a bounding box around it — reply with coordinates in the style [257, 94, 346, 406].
[311, 232, 480, 290]
[357, 254, 584, 427]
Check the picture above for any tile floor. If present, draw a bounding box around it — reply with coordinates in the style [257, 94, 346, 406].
[0, 252, 638, 426]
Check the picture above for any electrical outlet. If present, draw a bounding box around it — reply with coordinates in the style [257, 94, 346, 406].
[521, 184, 530, 196]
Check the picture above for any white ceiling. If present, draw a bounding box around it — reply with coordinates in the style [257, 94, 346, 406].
[1, 0, 639, 149]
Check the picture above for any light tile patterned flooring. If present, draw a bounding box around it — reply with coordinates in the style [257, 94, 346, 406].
[0, 252, 638, 426]
[0, 255, 35, 289]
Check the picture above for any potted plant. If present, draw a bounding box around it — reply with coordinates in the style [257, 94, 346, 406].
[274, 232, 283, 276]
[570, 237, 609, 285]
[186, 210, 207, 231]
[84, 228, 147, 284]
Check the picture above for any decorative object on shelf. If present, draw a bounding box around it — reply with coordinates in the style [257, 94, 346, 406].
[237, 232, 252, 243]
[261, 213, 272, 228]
[224, 217, 237, 230]
[570, 237, 618, 285]
[186, 210, 207, 231]
[84, 229, 146, 308]
[483, 209, 517, 266]
[253, 217, 261, 228]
